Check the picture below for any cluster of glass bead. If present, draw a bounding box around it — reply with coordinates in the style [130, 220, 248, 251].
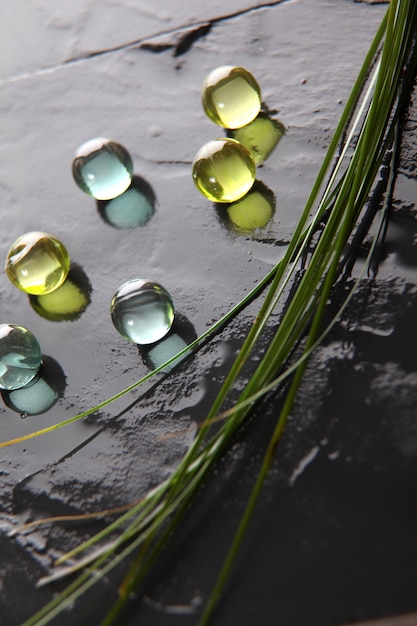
[1, 66, 265, 392]
[192, 66, 262, 203]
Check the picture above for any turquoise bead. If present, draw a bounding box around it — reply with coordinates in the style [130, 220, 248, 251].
[72, 138, 133, 200]
[110, 279, 174, 345]
[0, 324, 42, 390]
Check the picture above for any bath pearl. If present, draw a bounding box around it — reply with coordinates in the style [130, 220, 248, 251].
[72, 138, 133, 200]
[5, 232, 70, 295]
[192, 138, 256, 203]
[202, 66, 261, 129]
[0, 324, 42, 390]
[110, 279, 175, 345]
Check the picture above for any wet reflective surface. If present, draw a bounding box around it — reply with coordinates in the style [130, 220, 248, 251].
[2, 1, 417, 625]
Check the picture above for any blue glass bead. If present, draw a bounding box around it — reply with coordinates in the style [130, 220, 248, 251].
[0, 324, 42, 390]
[72, 138, 133, 200]
[110, 279, 175, 345]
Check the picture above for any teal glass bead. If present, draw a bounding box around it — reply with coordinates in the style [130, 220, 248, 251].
[72, 138, 133, 200]
[111, 279, 175, 345]
[0, 324, 42, 390]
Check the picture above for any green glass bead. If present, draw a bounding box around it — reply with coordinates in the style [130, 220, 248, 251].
[0, 324, 42, 390]
[192, 138, 256, 203]
[5, 232, 70, 295]
[202, 66, 261, 129]
[110, 279, 175, 345]
[72, 138, 133, 200]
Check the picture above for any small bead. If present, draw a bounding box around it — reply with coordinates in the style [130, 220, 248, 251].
[110, 279, 175, 345]
[202, 66, 261, 129]
[0, 324, 42, 390]
[5, 232, 70, 295]
[72, 138, 133, 200]
[192, 138, 256, 203]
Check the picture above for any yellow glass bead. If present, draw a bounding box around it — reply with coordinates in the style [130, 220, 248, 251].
[192, 138, 256, 203]
[5, 232, 70, 295]
[202, 66, 261, 129]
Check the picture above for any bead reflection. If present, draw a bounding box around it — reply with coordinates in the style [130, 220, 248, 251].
[2, 355, 66, 417]
[229, 113, 285, 164]
[217, 182, 276, 233]
[97, 176, 156, 229]
[140, 314, 197, 373]
[29, 264, 92, 322]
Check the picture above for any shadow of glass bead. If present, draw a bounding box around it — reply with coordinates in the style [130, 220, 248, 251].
[140, 314, 197, 373]
[111, 279, 175, 345]
[29, 264, 92, 322]
[5, 231, 70, 296]
[202, 65, 261, 129]
[97, 176, 156, 228]
[1, 355, 66, 416]
[0, 324, 42, 390]
[229, 113, 285, 164]
[192, 138, 256, 203]
[72, 138, 133, 200]
[221, 182, 276, 232]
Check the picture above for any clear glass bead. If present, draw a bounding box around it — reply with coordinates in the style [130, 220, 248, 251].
[72, 138, 133, 200]
[5, 231, 70, 295]
[110, 279, 175, 345]
[192, 138, 256, 203]
[0, 324, 42, 390]
[202, 66, 261, 129]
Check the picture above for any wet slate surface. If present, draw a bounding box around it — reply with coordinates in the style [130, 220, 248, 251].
[2, 0, 417, 625]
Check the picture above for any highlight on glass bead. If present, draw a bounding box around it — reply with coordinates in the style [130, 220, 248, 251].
[5, 231, 70, 296]
[202, 65, 262, 129]
[110, 279, 175, 345]
[72, 137, 133, 201]
[192, 138, 256, 203]
[0, 324, 42, 391]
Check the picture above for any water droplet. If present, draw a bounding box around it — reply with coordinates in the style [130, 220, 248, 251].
[192, 138, 255, 203]
[110, 279, 175, 345]
[72, 138, 133, 200]
[5, 231, 70, 295]
[202, 66, 261, 129]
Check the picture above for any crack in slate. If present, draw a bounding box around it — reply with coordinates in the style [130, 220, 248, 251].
[0, 0, 289, 87]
